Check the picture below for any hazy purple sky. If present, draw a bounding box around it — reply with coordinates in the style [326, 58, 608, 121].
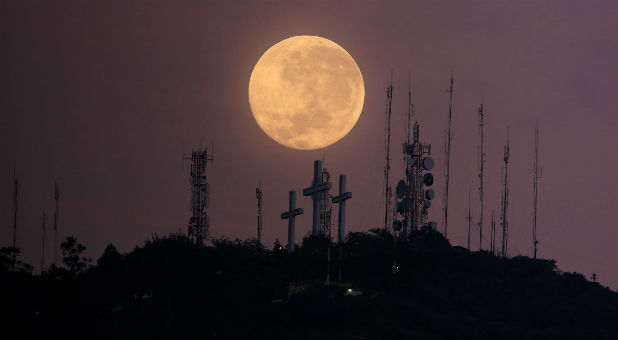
[1, 1, 616, 289]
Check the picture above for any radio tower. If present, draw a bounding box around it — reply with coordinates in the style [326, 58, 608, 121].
[500, 131, 510, 258]
[443, 74, 454, 237]
[532, 123, 541, 259]
[53, 182, 59, 266]
[401, 73, 413, 231]
[256, 182, 263, 244]
[477, 104, 485, 250]
[383, 72, 393, 231]
[319, 168, 333, 234]
[11, 167, 18, 266]
[184, 147, 213, 245]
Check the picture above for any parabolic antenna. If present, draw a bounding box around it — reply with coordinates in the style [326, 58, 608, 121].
[422, 157, 434, 170]
[396, 180, 409, 199]
[425, 189, 435, 200]
[423, 173, 434, 186]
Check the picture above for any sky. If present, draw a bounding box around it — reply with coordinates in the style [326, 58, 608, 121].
[1, 1, 616, 289]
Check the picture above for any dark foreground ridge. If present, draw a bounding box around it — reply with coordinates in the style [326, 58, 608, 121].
[1, 229, 616, 339]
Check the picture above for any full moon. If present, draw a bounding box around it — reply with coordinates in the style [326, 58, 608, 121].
[248, 36, 365, 150]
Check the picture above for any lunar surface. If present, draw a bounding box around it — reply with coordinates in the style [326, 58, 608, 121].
[248, 36, 365, 150]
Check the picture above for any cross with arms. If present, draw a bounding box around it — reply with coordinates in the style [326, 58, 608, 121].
[332, 174, 352, 244]
[303, 160, 332, 236]
[281, 190, 303, 253]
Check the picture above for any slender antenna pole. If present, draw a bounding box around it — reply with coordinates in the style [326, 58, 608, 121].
[12, 166, 18, 266]
[41, 213, 46, 273]
[384, 70, 393, 231]
[500, 130, 510, 258]
[54, 182, 59, 266]
[533, 122, 540, 259]
[491, 209, 496, 254]
[443, 74, 454, 237]
[407, 72, 412, 145]
[478, 103, 485, 250]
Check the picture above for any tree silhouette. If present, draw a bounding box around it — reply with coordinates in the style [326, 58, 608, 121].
[61, 236, 91, 275]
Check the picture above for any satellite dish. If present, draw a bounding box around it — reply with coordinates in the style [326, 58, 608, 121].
[396, 202, 404, 213]
[396, 180, 409, 199]
[422, 157, 434, 170]
[401, 198, 413, 211]
[423, 173, 434, 186]
[425, 189, 435, 200]
[423, 200, 432, 209]
[425, 221, 437, 230]
[407, 158, 417, 167]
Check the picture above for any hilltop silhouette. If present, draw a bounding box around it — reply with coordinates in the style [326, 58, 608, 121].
[1, 228, 616, 339]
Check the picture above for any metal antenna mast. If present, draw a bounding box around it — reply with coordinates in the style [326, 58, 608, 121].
[407, 72, 412, 145]
[477, 103, 485, 250]
[467, 188, 472, 250]
[12, 166, 18, 266]
[532, 122, 540, 259]
[53, 182, 59, 266]
[490, 209, 496, 254]
[500, 130, 510, 258]
[256, 182, 263, 244]
[41, 213, 46, 273]
[443, 74, 454, 237]
[384, 71, 393, 231]
[184, 147, 214, 245]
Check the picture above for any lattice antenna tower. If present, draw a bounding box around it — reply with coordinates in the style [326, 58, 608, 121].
[184, 147, 213, 245]
[319, 168, 333, 235]
[256, 182, 263, 244]
[395, 127, 435, 233]
[443, 74, 454, 237]
[500, 130, 510, 258]
[532, 122, 541, 259]
[477, 103, 485, 250]
[383, 70, 393, 231]
[401, 73, 413, 231]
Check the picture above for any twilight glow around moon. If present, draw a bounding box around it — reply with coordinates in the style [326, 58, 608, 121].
[249, 36, 365, 150]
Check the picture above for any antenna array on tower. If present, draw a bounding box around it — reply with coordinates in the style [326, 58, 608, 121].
[184, 147, 213, 245]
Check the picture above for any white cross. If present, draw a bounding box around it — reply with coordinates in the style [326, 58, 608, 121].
[281, 190, 303, 253]
[332, 174, 352, 244]
[303, 160, 332, 236]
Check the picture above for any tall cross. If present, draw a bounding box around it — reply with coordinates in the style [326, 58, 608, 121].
[281, 190, 303, 253]
[332, 174, 352, 244]
[303, 160, 332, 236]
[333, 174, 352, 281]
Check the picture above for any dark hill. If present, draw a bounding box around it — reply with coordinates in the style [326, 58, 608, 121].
[1, 229, 616, 339]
